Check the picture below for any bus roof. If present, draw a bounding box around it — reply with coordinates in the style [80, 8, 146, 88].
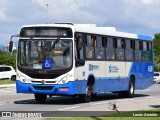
[21, 24, 74, 29]
[21, 23, 153, 41]
[74, 24, 153, 41]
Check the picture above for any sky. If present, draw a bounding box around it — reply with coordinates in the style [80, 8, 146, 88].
[0, 0, 160, 45]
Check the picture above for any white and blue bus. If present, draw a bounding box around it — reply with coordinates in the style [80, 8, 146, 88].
[9, 23, 154, 103]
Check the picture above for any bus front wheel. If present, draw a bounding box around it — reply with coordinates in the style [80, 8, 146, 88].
[79, 85, 92, 102]
[34, 94, 47, 103]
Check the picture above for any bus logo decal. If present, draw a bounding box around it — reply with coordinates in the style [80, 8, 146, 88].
[109, 65, 119, 73]
[41, 80, 46, 84]
[89, 64, 99, 71]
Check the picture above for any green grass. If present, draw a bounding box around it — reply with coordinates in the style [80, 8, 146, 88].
[0, 80, 15, 85]
[44, 109, 160, 120]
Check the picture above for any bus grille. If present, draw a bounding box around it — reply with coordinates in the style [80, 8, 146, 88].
[33, 86, 54, 91]
[31, 81, 56, 84]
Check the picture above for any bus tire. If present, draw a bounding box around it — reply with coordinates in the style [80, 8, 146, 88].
[91, 93, 97, 101]
[126, 78, 135, 98]
[34, 94, 47, 103]
[79, 85, 92, 103]
[118, 78, 135, 98]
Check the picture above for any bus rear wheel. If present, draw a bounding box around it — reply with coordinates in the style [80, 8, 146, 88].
[118, 78, 135, 98]
[34, 94, 47, 103]
[126, 78, 135, 98]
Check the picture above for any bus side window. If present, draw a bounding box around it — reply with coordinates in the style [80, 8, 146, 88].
[106, 37, 115, 60]
[142, 41, 151, 61]
[134, 41, 142, 61]
[115, 38, 124, 61]
[95, 36, 105, 60]
[143, 42, 147, 51]
[148, 42, 152, 51]
[85, 35, 95, 59]
[117, 38, 122, 49]
[125, 40, 133, 61]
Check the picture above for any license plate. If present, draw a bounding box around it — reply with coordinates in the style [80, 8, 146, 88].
[33, 64, 42, 69]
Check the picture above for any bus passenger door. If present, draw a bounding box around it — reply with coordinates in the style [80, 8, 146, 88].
[74, 33, 86, 94]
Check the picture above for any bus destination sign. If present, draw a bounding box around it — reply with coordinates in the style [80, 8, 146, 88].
[20, 27, 73, 38]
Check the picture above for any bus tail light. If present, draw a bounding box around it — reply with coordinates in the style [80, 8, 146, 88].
[60, 88, 70, 92]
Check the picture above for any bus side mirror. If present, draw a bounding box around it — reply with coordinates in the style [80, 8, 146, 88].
[76, 59, 85, 67]
[9, 34, 18, 52]
[9, 41, 13, 52]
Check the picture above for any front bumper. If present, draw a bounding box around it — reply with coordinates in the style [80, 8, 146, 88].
[16, 80, 87, 95]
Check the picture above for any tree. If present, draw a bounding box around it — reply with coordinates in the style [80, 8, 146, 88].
[153, 33, 160, 71]
[0, 50, 16, 69]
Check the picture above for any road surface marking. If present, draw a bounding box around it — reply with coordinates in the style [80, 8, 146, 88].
[143, 96, 156, 99]
[116, 99, 134, 102]
[6, 88, 16, 90]
[58, 106, 81, 111]
[91, 101, 108, 106]
[136, 90, 151, 92]
[0, 90, 12, 92]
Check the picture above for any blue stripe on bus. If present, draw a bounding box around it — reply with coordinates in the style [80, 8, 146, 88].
[137, 34, 153, 41]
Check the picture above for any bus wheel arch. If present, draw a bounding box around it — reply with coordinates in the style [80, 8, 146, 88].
[87, 74, 95, 86]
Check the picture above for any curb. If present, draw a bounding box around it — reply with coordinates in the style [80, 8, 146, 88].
[0, 84, 15, 87]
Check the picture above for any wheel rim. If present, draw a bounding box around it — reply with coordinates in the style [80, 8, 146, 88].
[86, 86, 91, 96]
[130, 83, 134, 94]
[86, 86, 91, 99]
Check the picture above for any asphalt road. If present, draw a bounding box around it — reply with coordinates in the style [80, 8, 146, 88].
[0, 83, 160, 118]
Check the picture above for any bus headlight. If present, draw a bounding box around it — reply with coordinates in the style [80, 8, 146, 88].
[17, 73, 31, 83]
[58, 74, 73, 84]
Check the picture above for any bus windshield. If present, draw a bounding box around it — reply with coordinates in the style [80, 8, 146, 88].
[18, 39, 73, 71]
